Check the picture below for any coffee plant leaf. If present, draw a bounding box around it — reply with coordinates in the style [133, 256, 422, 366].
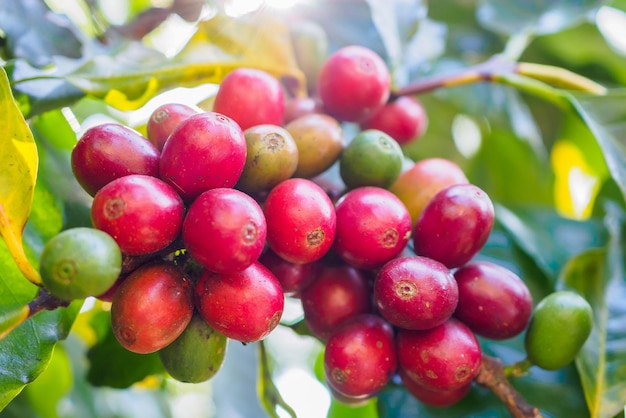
[477, 0, 603, 36]
[558, 203, 626, 418]
[569, 90, 626, 204]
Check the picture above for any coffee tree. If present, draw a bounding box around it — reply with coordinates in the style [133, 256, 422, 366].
[1, 0, 625, 417]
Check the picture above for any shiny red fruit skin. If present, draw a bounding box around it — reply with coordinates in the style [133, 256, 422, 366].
[397, 318, 482, 392]
[159, 112, 247, 201]
[454, 261, 533, 340]
[413, 183, 494, 268]
[146, 103, 198, 151]
[71, 123, 160, 196]
[264, 178, 336, 264]
[91, 175, 184, 255]
[111, 262, 193, 354]
[324, 314, 397, 398]
[195, 262, 284, 343]
[360, 96, 428, 145]
[283, 96, 323, 124]
[213, 68, 285, 130]
[300, 264, 373, 341]
[399, 367, 472, 407]
[374, 256, 458, 330]
[317, 45, 390, 122]
[183, 188, 266, 274]
[258, 249, 321, 297]
[334, 187, 411, 269]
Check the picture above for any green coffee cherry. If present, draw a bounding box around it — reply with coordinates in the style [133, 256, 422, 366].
[524, 290, 593, 370]
[158, 314, 228, 383]
[39, 227, 122, 300]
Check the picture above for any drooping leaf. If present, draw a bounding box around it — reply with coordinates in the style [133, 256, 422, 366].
[86, 310, 164, 389]
[476, 0, 603, 37]
[0, 65, 40, 285]
[0, 0, 83, 67]
[64, 11, 306, 111]
[258, 340, 297, 418]
[559, 203, 626, 418]
[569, 90, 626, 204]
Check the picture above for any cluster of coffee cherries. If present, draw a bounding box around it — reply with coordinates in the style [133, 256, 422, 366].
[38, 45, 542, 402]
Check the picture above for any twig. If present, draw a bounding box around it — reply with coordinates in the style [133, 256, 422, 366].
[475, 354, 543, 418]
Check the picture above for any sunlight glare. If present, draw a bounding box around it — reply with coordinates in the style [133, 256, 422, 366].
[224, 0, 303, 16]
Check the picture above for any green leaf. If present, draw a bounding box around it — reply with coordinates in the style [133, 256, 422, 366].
[0, 237, 81, 409]
[64, 11, 305, 111]
[558, 203, 626, 418]
[86, 310, 164, 389]
[0, 0, 83, 67]
[476, 0, 603, 36]
[495, 205, 608, 281]
[0, 65, 40, 284]
[569, 90, 626, 204]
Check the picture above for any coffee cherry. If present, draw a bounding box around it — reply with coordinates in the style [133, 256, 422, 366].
[413, 183, 494, 268]
[334, 187, 411, 269]
[284, 113, 344, 179]
[91, 174, 184, 256]
[339, 129, 404, 189]
[524, 291, 593, 370]
[236, 124, 299, 194]
[39, 227, 122, 300]
[283, 96, 323, 124]
[213, 68, 285, 130]
[389, 158, 469, 225]
[71, 123, 160, 196]
[324, 314, 396, 398]
[195, 262, 284, 343]
[360, 96, 428, 145]
[300, 264, 372, 341]
[454, 261, 533, 340]
[317, 45, 390, 122]
[397, 318, 482, 392]
[182, 188, 266, 274]
[399, 367, 471, 407]
[264, 178, 336, 264]
[111, 261, 194, 354]
[374, 256, 458, 330]
[159, 112, 247, 201]
[158, 314, 227, 383]
[258, 249, 321, 297]
[146, 103, 198, 151]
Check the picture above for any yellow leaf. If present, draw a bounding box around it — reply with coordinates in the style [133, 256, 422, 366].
[0, 65, 41, 285]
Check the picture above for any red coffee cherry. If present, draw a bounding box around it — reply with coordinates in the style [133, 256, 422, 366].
[195, 262, 284, 343]
[324, 314, 397, 399]
[183, 188, 266, 274]
[111, 261, 194, 354]
[300, 264, 373, 341]
[71, 123, 160, 196]
[413, 183, 495, 268]
[334, 186, 411, 269]
[159, 112, 247, 202]
[317, 45, 390, 122]
[146, 103, 198, 151]
[213, 68, 285, 130]
[91, 174, 184, 256]
[397, 318, 482, 392]
[263, 178, 336, 264]
[360, 96, 428, 145]
[399, 367, 472, 407]
[258, 248, 321, 297]
[454, 261, 533, 340]
[374, 256, 459, 330]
